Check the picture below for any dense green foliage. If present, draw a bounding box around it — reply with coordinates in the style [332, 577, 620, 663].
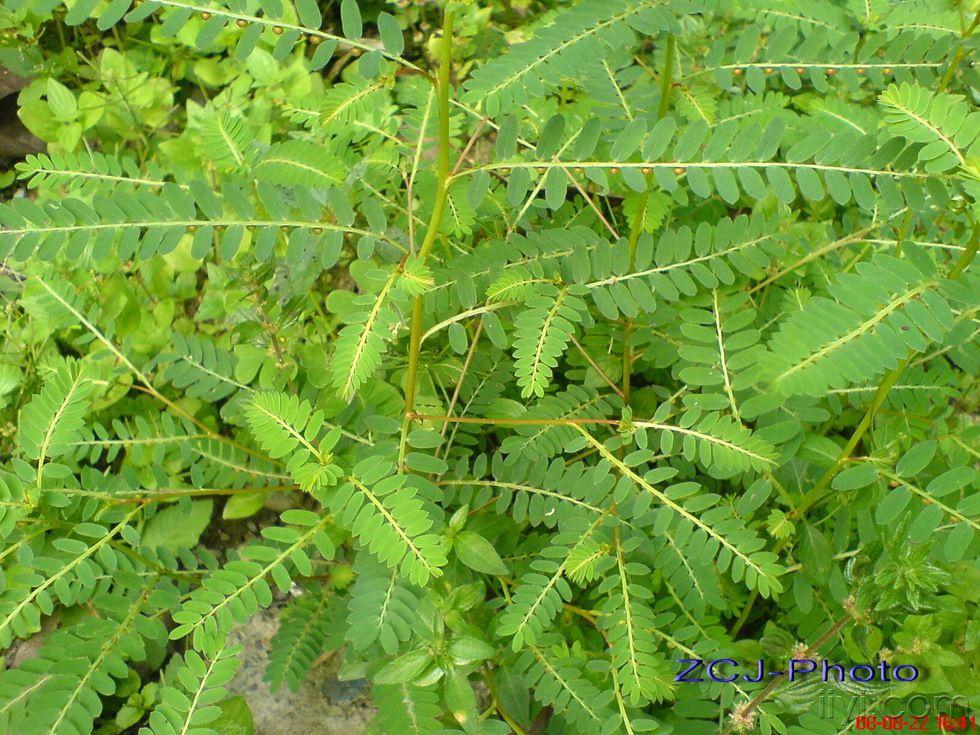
[0, 1, 978, 734]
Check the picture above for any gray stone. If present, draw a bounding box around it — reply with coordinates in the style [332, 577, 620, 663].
[227, 604, 374, 735]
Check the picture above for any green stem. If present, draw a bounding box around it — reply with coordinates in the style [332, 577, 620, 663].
[893, 208, 913, 258]
[791, 359, 908, 519]
[622, 192, 647, 404]
[407, 413, 618, 427]
[657, 33, 676, 119]
[722, 614, 851, 735]
[733, 360, 906, 636]
[402, 297, 426, 432]
[624, 33, 675, 402]
[935, 11, 978, 93]
[936, 47, 967, 93]
[416, 9, 455, 264]
[402, 6, 456, 469]
[795, 207, 923, 513]
[484, 668, 529, 735]
[108, 485, 295, 504]
[949, 224, 978, 279]
[734, 225, 977, 636]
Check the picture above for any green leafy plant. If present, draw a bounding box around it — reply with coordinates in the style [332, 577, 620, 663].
[0, 0, 978, 734]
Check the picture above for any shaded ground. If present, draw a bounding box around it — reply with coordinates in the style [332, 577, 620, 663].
[0, 69, 43, 160]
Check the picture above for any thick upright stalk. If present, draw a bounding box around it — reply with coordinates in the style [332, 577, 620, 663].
[405, 7, 455, 403]
[949, 223, 978, 278]
[402, 7, 455, 467]
[403, 294, 426, 423]
[623, 33, 675, 402]
[790, 359, 908, 518]
[733, 226, 977, 635]
[416, 9, 455, 262]
[622, 193, 647, 404]
[721, 614, 851, 735]
[788, 212, 916, 509]
[936, 11, 979, 93]
[657, 33, 676, 119]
